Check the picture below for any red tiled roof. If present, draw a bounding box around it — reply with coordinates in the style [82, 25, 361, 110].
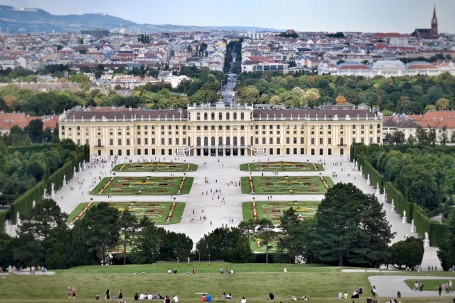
[0, 113, 38, 131]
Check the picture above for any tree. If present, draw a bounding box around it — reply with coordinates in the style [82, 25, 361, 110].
[383, 133, 394, 145]
[238, 85, 259, 104]
[118, 208, 137, 265]
[196, 227, 253, 263]
[0, 233, 14, 269]
[437, 211, 455, 271]
[131, 217, 161, 264]
[255, 218, 276, 264]
[24, 119, 44, 143]
[428, 128, 437, 146]
[389, 237, 424, 270]
[238, 219, 256, 243]
[14, 199, 71, 268]
[395, 164, 442, 210]
[277, 207, 314, 263]
[158, 230, 193, 261]
[72, 202, 120, 265]
[435, 98, 450, 110]
[335, 95, 347, 104]
[415, 125, 428, 144]
[392, 131, 405, 145]
[407, 134, 417, 145]
[439, 126, 448, 145]
[311, 183, 393, 266]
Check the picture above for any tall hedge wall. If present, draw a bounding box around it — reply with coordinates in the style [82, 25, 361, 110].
[412, 204, 430, 237]
[385, 182, 413, 222]
[0, 211, 6, 233]
[429, 222, 448, 247]
[9, 181, 46, 224]
[1, 145, 89, 230]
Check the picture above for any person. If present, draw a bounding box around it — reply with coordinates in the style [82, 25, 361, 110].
[397, 290, 401, 298]
[337, 292, 343, 299]
[269, 293, 275, 300]
[173, 294, 179, 303]
[371, 286, 377, 297]
[67, 287, 72, 300]
[106, 289, 110, 303]
[419, 281, 424, 291]
[283, 268, 287, 273]
[72, 287, 77, 300]
[134, 293, 139, 300]
[96, 293, 100, 300]
[202, 294, 207, 302]
[343, 291, 349, 299]
[438, 284, 443, 296]
[414, 281, 419, 291]
[165, 295, 171, 303]
[240, 297, 246, 303]
[119, 289, 123, 303]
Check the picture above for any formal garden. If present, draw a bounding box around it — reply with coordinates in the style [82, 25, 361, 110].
[112, 161, 198, 172]
[91, 176, 193, 195]
[242, 201, 319, 224]
[68, 201, 185, 225]
[241, 176, 333, 194]
[240, 161, 323, 171]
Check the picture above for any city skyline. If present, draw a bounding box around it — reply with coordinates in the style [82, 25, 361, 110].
[1, 0, 454, 34]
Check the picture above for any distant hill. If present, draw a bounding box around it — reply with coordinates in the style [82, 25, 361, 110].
[0, 5, 279, 34]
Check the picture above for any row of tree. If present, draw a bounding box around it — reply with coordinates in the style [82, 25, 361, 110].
[357, 144, 455, 213]
[235, 72, 455, 113]
[0, 200, 193, 269]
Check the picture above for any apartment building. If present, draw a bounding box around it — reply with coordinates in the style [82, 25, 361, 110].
[59, 104, 383, 157]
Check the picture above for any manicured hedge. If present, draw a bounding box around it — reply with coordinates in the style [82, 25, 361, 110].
[6, 143, 58, 154]
[0, 211, 6, 233]
[412, 204, 430, 237]
[385, 182, 413, 222]
[9, 181, 46, 224]
[1, 145, 89, 231]
[429, 222, 448, 247]
[362, 161, 384, 192]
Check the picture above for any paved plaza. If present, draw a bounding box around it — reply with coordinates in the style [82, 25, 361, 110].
[53, 153, 445, 298]
[56, 154, 423, 245]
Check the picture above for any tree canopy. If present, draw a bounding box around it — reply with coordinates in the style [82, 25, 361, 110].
[311, 183, 393, 266]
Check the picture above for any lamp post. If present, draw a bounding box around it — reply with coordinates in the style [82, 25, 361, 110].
[209, 254, 211, 265]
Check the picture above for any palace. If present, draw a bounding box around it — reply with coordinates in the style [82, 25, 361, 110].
[59, 103, 383, 157]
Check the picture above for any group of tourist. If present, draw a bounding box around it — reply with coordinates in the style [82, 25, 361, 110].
[133, 293, 177, 301]
[438, 280, 453, 295]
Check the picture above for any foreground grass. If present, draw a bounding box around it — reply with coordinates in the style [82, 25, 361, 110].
[0, 263, 451, 303]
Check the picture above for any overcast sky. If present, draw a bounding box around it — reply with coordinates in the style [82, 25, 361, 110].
[1, 0, 454, 33]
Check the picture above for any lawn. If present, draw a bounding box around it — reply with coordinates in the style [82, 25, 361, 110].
[112, 161, 198, 172]
[0, 263, 449, 303]
[240, 161, 324, 172]
[404, 279, 453, 291]
[241, 176, 333, 195]
[67, 202, 185, 225]
[242, 201, 319, 224]
[90, 176, 193, 195]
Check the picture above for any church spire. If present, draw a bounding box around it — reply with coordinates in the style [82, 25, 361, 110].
[431, 5, 438, 36]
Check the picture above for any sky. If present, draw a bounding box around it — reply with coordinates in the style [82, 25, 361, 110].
[1, 0, 454, 34]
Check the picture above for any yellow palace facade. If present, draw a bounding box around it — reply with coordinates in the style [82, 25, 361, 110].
[59, 103, 382, 157]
